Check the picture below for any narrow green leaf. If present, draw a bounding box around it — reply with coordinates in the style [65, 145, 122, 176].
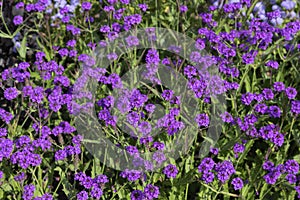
[17, 34, 27, 59]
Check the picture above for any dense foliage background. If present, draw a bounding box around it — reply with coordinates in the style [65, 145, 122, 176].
[1, 0, 300, 199]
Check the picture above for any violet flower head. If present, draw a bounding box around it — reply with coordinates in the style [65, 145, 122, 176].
[163, 164, 179, 178]
[242, 50, 257, 64]
[81, 2, 92, 11]
[138, 4, 148, 12]
[286, 174, 297, 184]
[4, 87, 19, 100]
[22, 184, 35, 200]
[162, 90, 174, 101]
[285, 160, 299, 174]
[198, 157, 215, 173]
[13, 16, 23, 26]
[233, 143, 245, 157]
[264, 171, 281, 184]
[281, 0, 296, 10]
[180, 5, 188, 13]
[77, 191, 89, 200]
[144, 184, 160, 199]
[210, 147, 219, 155]
[291, 100, 300, 115]
[131, 190, 144, 200]
[90, 187, 103, 199]
[201, 171, 215, 184]
[231, 177, 244, 190]
[138, 121, 152, 135]
[262, 88, 274, 100]
[263, 161, 275, 171]
[195, 113, 210, 127]
[266, 60, 279, 69]
[220, 111, 234, 123]
[285, 87, 297, 99]
[126, 35, 139, 47]
[273, 82, 285, 92]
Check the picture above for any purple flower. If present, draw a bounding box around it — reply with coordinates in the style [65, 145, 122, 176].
[195, 113, 210, 127]
[262, 88, 274, 100]
[264, 171, 281, 185]
[13, 15, 23, 25]
[81, 2, 92, 11]
[241, 92, 255, 105]
[34, 193, 53, 200]
[153, 151, 166, 164]
[120, 169, 142, 182]
[77, 191, 89, 200]
[254, 103, 268, 114]
[14, 172, 26, 182]
[144, 184, 160, 199]
[281, 0, 296, 10]
[126, 36, 139, 47]
[130, 89, 148, 108]
[215, 160, 236, 183]
[0, 138, 13, 161]
[131, 190, 144, 200]
[120, 0, 130, 5]
[90, 187, 103, 199]
[0, 108, 14, 124]
[15, 2, 25, 9]
[0, 128, 7, 137]
[163, 164, 178, 178]
[291, 100, 300, 115]
[200, 13, 213, 23]
[58, 48, 68, 57]
[146, 49, 160, 65]
[145, 104, 155, 113]
[295, 186, 300, 198]
[140, 136, 153, 145]
[100, 25, 110, 33]
[273, 82, 285, 92]
[55, 149, 67, 160]
[152, 142, 165, 150]
[4, 87, 19, 100]
[23, 184, 35, 200]
[138, 121, 152, 135]
[285, 160, 299, 174]
[231, 177, 244, 190]
[233, 143, 245, 157]
[162, 90, 174, 101]
[180, 5, 188, 13]
[138, 4, 148, 12]
[268, 106, 281, 118]
[242, 50, 257, 64]
[94, 174, 109, 184]
[201, 171, 214, 184]
[266, 60, 279, 69]
[210, 148, 219, 155]
[220, 112, 234, 123]
[198, 157, 215, 173]
[285, 87, 297, 99]
[263, 161, 275, 171]
[286, 174, 297, 184]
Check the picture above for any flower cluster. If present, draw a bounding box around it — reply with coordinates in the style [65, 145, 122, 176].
[0, 0, 300, 199]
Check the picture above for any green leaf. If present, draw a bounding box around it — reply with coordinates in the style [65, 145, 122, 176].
[17, 33, 27, 59]
[36, 37, 51, 61]
[244, 75, 251, 93]
[0, 31, 12, 39]
[237, 140, 255, 162]
[293, 154, 300, 163]
[173, 169, 195, 186]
